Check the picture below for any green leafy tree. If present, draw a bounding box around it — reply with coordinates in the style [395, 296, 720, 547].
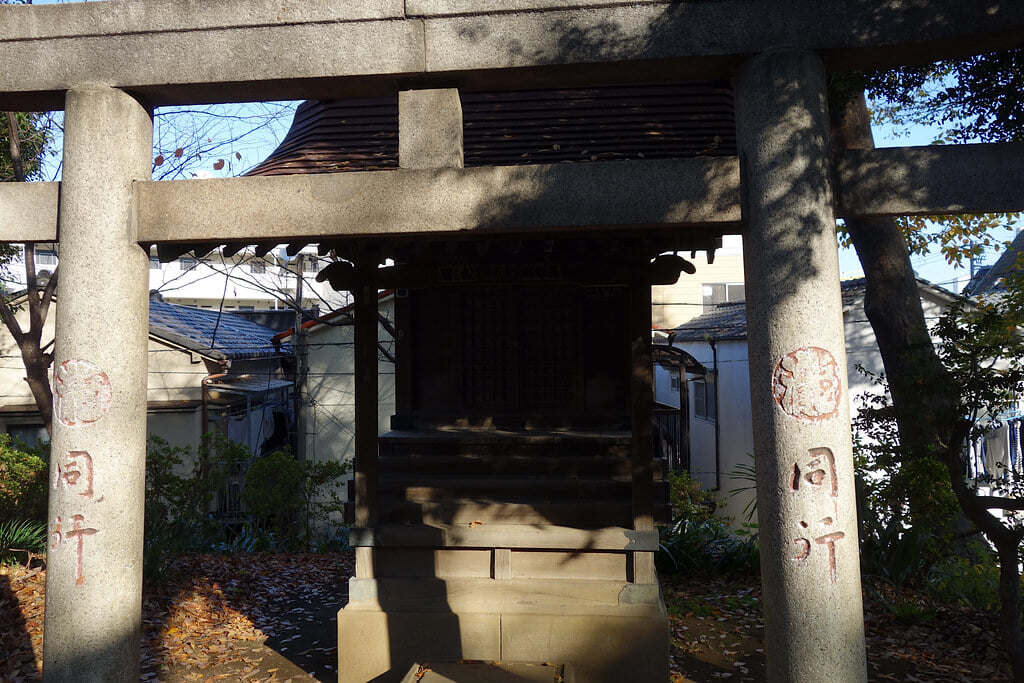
[833, 48, 1024, 676]
[831, 48, 1024, 679]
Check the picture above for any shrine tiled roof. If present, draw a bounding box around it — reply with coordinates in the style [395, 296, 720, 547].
[245, 81, 736, 176]
[148, 294, 285, 361]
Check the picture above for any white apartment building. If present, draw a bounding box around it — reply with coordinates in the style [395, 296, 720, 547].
[3, 243, 350, 313]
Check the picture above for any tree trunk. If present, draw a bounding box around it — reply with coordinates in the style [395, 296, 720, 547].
[831, 93, 962, 457]
[18, 337, 53, 435]
[997, 539, 1024, 681]
[833, 91, 1024, 681]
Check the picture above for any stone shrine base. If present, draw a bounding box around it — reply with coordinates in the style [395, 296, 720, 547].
[337, 577, 670, 683]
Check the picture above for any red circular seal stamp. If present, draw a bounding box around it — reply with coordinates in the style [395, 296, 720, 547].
[55, 359, 113, 427]
[771, 346, 841, 422]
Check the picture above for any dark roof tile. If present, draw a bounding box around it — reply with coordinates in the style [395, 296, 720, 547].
[148, 295, 285, 361]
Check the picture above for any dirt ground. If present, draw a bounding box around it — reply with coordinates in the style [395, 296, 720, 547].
[0, 552, 1013, 682]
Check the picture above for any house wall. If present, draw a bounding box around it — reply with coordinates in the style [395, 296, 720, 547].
[671, 286, 953, 527]
[147, 408, 202, 454]
[844, 290, 948, 411]
[302, 301, 396, 477]
[674, 338, 756, 522]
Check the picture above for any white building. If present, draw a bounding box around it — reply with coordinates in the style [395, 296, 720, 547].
[656, 278, 957, 521]
[3, 243, 349, 312]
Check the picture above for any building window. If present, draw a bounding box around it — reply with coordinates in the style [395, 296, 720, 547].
[702, 282, 745, 311]
[8, 424, 48, 448]
[302, 257, 318, 272]
[179, 257, 197, 271]
[669, 376, 681, 392]
[693, 375, 716, 422]
[250, 260, 266, 274]
[34, 249, 57, 266]
[149, 257, 162, 270]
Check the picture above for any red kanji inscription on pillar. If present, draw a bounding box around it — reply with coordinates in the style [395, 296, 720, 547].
[51, 514, 99, 585]
[771, 346, 841, 422]
[55, 359, 112, 427]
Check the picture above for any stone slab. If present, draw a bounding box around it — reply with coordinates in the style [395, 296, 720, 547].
[400, 661, 564, 683]
[338, 609, 500, 683]
[338, 600, 666, 683]
[348, 523, 659, 551]
[0, 182, 58, 242]
[345, 577, 663, 614]
[836, 142, 1024, 218]
[408, 0, 669, 17]
[500, 611, 669, 683]
[135, 157, 742, 244]
[3, 1, 1024, 108]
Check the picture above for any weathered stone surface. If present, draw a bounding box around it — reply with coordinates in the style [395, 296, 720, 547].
[836, 143, 1024, 218]
[3, 1, 1024, 108]
[736, 51, 866, 683]
[0, 182, 57, 242]
[43, 86, 152, 683]
[136, 157, 742, 244]
[408, 0, 672, 17]
[399, 89, 464, 170]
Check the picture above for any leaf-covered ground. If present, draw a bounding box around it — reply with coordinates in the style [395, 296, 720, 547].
[0, 553, 1013, 681]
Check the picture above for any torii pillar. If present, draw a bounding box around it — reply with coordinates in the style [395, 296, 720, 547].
[737, 52, 867, 682]
[42, 86, 152, 682]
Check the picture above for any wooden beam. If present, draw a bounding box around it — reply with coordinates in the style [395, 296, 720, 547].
[629, 270, 656, 584]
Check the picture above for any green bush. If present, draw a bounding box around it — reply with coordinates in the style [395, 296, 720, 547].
[144, 433, 250, 585]
[927, 552, 1002, 611]
[243, 449, 304, 537]
[658, 470, 758, 576]
[0, 433, 48, 523]
[667, 469, 717, 526]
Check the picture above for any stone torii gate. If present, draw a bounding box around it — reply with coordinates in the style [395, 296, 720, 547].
[2, 2, 1024, 681]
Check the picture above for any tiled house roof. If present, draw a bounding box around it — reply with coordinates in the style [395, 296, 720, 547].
[964, 229, 1024, 296]
[148, 294, 285, 361]
[671, 277, 957, 342]
[670, 301, 748, 342]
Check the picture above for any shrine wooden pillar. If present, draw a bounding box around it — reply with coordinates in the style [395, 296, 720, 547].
[736, 51, 867, 682]
[629, 271, 656, 584]
[43, 86, 152, 682]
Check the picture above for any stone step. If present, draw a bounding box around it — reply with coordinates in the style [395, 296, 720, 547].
[378, 474, 636, 502]
[378, 499, 668, 527]
[378, 453, 634, 478]
[400, 661, 565, 683]
[347, 576, 663, 614]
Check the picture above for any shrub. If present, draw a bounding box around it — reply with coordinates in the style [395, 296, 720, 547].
[243, 449, 304, 537]
[658, 470, 758, 576]
[927, 552, 1002, 611]
[0, 434, 48, 524]
[667, 469, 716, 526]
